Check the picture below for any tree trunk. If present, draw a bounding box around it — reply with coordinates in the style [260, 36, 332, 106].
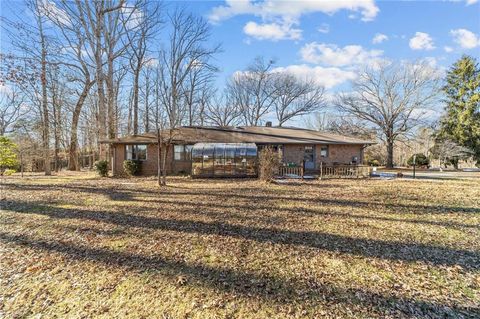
[452, 158, 459, 170]
[386, 139, 394, 168]
[69, 82, 93, 170]
[94, 6, 107, 160]
[53, 93, 61, 172]
[161, 143, 168, 186]
[38, 11, 50, 176]
[133, 66, 140, 135]
[156, 129, 167, 186]
[144, 70, 150, 133]
[107, 56, 116, 139]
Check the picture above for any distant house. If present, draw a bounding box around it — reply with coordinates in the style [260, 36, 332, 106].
[102, 125, 374, 177]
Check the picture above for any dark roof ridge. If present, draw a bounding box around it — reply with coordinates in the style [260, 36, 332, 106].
[181, 126, 363, 144]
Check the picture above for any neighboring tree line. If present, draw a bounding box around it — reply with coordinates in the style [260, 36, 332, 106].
[308, 55, 479, 169]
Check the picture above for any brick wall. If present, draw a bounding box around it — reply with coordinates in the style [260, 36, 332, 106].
[283, 144, 305, 165]
[112, 144, 193, 176]
[282, 144, 364, 169]
[317, 144, 363, 166]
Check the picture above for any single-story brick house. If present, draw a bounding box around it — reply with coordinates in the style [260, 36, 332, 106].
[102, 125, 374, 177]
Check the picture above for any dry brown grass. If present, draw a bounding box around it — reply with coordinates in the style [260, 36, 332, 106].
[1, 173, 479, 318]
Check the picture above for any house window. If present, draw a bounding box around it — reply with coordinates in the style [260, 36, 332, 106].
[126, 145, 147, 161]
[320, 146, 329, 158]
[174, 145, 193, 161]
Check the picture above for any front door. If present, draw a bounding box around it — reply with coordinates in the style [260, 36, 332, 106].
[304, 146, 315, 170]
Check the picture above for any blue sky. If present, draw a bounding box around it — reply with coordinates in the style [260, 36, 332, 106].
[192, 0, 480, 90]
[1, 0, 479, 90]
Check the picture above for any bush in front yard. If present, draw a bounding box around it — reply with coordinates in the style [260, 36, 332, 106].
[94, 160, 109, 177]
[407, 153, 429, 167]
[258, 147, 280, 182]
[123, 160, 141, 176]
[368, 159, 380, 167]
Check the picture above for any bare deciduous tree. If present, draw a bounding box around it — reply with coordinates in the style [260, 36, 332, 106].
[272, 73, 326, 126]
[431, 139, 474, 169]
[1, 0, 54, 174]
[46, 1, 97, 170]
[335, 60, 441, 168]
[0, 83, 27, 136]
[123, 0, 161, 134]
[155, 8, 220, 185]
[205, 92, 241, 127]
[68, 0, 126, 160]
[183, 60, 218, 126]
[227, 57, 276, 126]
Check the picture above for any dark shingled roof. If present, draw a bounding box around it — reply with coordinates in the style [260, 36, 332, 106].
[100, 126, 375, 145]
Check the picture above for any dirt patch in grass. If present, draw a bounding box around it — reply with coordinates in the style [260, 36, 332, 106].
[1, 174, 479, 318]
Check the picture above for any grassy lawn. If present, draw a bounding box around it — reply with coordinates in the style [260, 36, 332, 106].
[1, 173, 479, 318]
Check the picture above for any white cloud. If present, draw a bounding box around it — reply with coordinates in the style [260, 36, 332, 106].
[209, 0, 378, 41]
[423, 57, 439, 68]
[448, 0, 478, 5]
[408, 57, 446, 79]
[409, 32, 435, 50]
[209, 0, 379, 23]
[144, 58, 159, 68]
[243, 21, 301, 41]
[300, 42, 383, 67]
[444, 46, 454, 53]
[272, 64, 357, 89]
[121, 4, 144, 30]
[410, 107, 439, 120]
[450, 28, 480, 49]
[318, 23, 330, 34]
[372, 33, 388, 44]
[40, 0, 71, 26]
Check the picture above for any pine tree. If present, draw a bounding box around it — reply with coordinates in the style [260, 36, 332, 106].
[439, 55, 480, 165]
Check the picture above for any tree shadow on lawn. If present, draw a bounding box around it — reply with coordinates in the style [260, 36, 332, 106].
[4, 200, 480, 272]
[4, 182, 479, 231]
[146, 197, 480, 230]
[5, 183, 479, 215]
[0, 231, 478, 318]
[4, 183, 135, 201]
[158, 189, 480, 214]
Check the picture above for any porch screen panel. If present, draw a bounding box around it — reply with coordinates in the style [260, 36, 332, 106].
[192, 144, 204, 176]
[246, 144, 257, 175]
[214, 143, 225, 176]
[202, 144, 214, 176]
[234, 144, 247, 176]
[224, 144, 235, 175]
[191, 143, 257, 177]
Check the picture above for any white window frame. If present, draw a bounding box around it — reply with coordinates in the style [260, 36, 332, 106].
[320, 145, 329, 158]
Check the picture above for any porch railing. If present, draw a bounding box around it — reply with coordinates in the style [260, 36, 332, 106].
[319, 164, 371, 179]
[278, 166, 304, 177]
[276, 164, 372, 179]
